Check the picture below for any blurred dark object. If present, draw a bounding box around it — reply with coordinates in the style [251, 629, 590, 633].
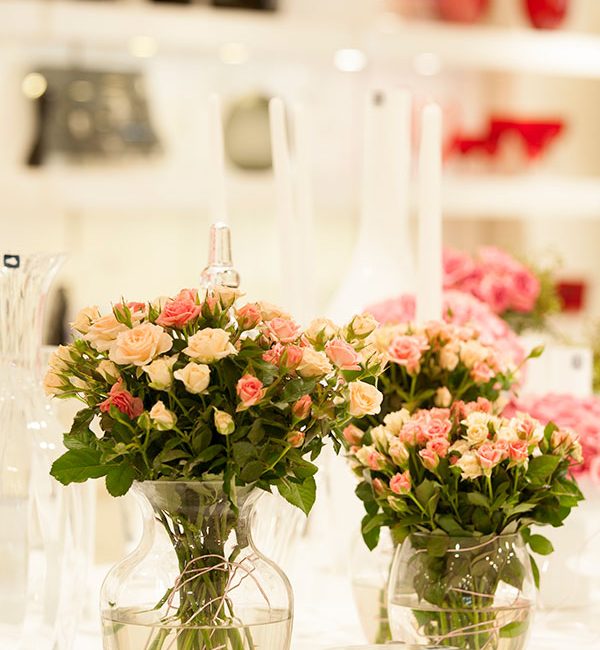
[453, 116, 564, 161]
[211, 0, 277, 10]
[45, 286, 70, 346]
[24, 68, 160, 166]
[438, 0, 489, 24]
[557, 280, 586, 313]
[224, 93, 272, 171]
[524, 0, 569, 29]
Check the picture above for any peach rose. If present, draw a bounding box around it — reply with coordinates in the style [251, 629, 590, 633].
[476, 442, 504, 474]
[305, 318, 338, 344]
[236, 375, 265, 407]
[149, 401, 177, 430]
[142, 355, 177, 390]
[174, 362, 211, 394]
[109, 322, 173, 367]
[214, 286, 242, 310]
[348, 381, 383, 417]
[99, 379, 144, 419]
[257, 302, 290, 321]
[388, 335, 429, 374]
[297, 348, 333, 378]
[435, 387, 452, 408]
[390, 470, 411, 495]
[72, 305, 101, 334]
[383, 409, 411, 435]
[356, 445, 385, 471]
[281, 345, 303, 370]
[471, 361, 494, 384]
[343, 424, 364, 446]
[84, 313, 130, 352]
[348, 313, 378, 338]
[236, 303, 261, 330]
[456, 451, 482, 479]
[508, 439, 529, 465]
[43, 370, 65, 397]
[184, 328, 236, 363]
[427, 437, 450, 459]
[266, 318, 301, 344]
[325, 338, 361, 370]
[292, 395, 312, 420]
[389, 438, 409, 466]
[287, 431, 305, 448]
[97, 359, 120, 382]
[439, 342, 460, 371]
[419, 448, 440, 471]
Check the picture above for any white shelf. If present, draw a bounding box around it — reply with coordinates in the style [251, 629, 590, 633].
[3, 1, 600, 79]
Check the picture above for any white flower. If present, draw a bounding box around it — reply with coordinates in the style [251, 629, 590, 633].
[305, 318, 338, 343]
[371, 425, 390, 452]
[183, 328, 236, 363]
[109, 322, 173, 367]
[459, 340, 489, 369]
[434, 387, 452, 408]
[71, 306, 100, 334]
[143, 355, 178, 390]
[463, 412, 492, 447]
[297, 348, 333, 378]
[150, 401, 177, 430]
[456, 452, 483, 480]
[97, 360, 120, 382]
[348, 381, 383, 418]
[439, 342, 460, 371]
[214, 409, 235, 435]
[348, 313, 378, 338]
[383, 409, 411, 435]
[174, 362, 211, 394]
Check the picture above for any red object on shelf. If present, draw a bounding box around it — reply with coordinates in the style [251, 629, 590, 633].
[438, 0, 489, 24]
[557, 280, 586, 313]
[524, 0, 569, 30]
[489, 118, 564, 159]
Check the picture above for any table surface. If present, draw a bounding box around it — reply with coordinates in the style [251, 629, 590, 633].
[76, 565, 600, 649]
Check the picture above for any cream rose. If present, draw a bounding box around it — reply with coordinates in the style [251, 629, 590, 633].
[297, 348, 333, 378]
[143, 355, 178, 390]
[214, 409, 235, 435]
[349, 312, 378, 338]
[257, 302, 290, 321]
[434, 387, 452, 408]
[439, 342, 460, 371]
[463, 412, 492, 447]
[457, 451, 483, 480]
[459, 340, 489, 369]
[215, 286, 242, 310]
[48, 345, 72, 371]
[84, 313, 129, 352]
[383, 409, 411, 435]
[72, 305, 101, 334]
[389, 438, 409, 466]
[43, 370, 64, 396]
[371, 425, 390, 452]
[183, 328, 236, 363]
[174, 362, 210, 394]
[150, 401, 177, 431]
[109, 322, 172, 367]
[348, 381, 383, 417]
[305, 318, 338, 343]
[97, 359, 120, 382]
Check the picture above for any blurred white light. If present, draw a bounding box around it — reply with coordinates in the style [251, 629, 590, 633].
[219, 42, 249, 65]
[414, 52, 441, 76]
[334, 48, 367, 73]
[129, 35, 158, 59]
[22, 72, 47, 99]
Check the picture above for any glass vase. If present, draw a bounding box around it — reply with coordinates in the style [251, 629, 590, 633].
[388, 533, 536, 650]
[101, 480, 293, 650]
[0, 252, 87, 648]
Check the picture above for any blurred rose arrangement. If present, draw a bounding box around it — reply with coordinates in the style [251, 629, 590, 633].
[443, 246, 561, 334]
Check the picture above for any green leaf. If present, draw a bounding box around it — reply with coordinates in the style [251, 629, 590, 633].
[530, 553, 540, 589]
[248, 420, 265, 444]
[466, 491, 490, 508]
[526, 455, 561, 484]
[290, 456, 318, 480]
[105, 463, 136, 497]
[50, 449, 107, 485]
[240, 460, 265, 483]
[281, 378, 309, 403]
[362, 513, 387, 535]
[232, 441, 257, 466]
[528, 534, 554, 556]
[427, 535, 448, 558]
[355, 481, 375, 503]
[415, 479, 436, 508]
[436, 515, 469, 536]
[500, 621, 529, 639]
[361, 513, 381, 550]
[195, 445, 225, 463]
[69, 408, 95, 436]
[275, 476, 316, 515]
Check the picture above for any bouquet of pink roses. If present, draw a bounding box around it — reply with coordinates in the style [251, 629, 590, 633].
[45, 287, 383, 650]
[443, 246, 561, 334]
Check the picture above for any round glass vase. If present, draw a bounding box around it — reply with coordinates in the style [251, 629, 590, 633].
[387, 533, 536, 650]
[100, 480, 293, 650]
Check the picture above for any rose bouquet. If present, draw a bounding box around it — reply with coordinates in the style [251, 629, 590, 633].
[348, 400, 584, 649]
[45, 288, 383, 649]
[443, 246, 561, 334]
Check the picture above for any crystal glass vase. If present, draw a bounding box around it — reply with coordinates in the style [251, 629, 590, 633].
[101, 480, 293, 650]
[388, 534, 535, 650]
[0, 253, 86, 648]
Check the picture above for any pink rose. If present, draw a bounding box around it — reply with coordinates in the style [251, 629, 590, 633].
[474, 275, 511, 315]
[267, 318, 301, 344]
[281, 345, 303, 370]
[343, 424, 364, 446]
[419, 448, 440, 471]
[424, 417, 452, 441]
[510, 269, 540, 312]
[508, 439, 529, 465]
[367, 449, 385, 471]
[236, 303, 262, 330]
[373, 478, 387, 496]
[476, 442, 504, 472]
[478, 246, 520, 273]
[471, 361, 494, 383]
[399, 420, 424, 446]
[443, 248, 477, 289]
[390, 471, 411, 495]
[176, 288, 198, 302]
[388, 335, 429, 374]
[325, 338, 361, 370]
[286, 431, 305, 448]
[156, 296, 201, 328]
[262, 343, 284, 366]
[99, 379, 144, 419]
[236, 375, 265, 407]
[427, 437, 450, 459]
[292, 394, 312, 420]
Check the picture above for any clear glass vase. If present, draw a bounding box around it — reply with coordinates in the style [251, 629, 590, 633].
[101, 480, 294, 650]
[388, 533, 536, 650]
[0, 252, 86, 648]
